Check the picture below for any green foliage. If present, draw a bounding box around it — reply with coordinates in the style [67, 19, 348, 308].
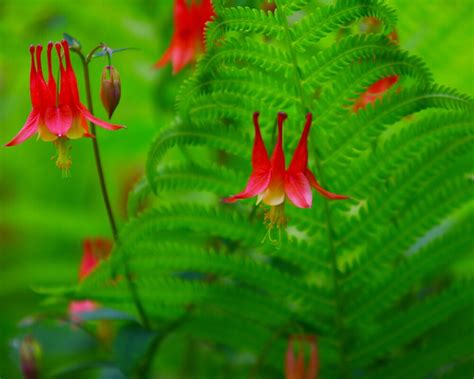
[2, 0, 472, 378]
[55, 0, 474, 377]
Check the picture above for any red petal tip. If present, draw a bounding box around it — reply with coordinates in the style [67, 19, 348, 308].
[278, 111, 288, 121]
[329, 194, 350, 200]
[253, 112, 260, 124]
[222, 197, 236, 204]
[29, 45, 35, 53]
[306, 112, 312, 121]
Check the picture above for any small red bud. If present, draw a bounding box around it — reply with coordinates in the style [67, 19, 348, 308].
[285, 335, 319, 379]
[20, 335, 42, 379]
[100, 65, 121, 119]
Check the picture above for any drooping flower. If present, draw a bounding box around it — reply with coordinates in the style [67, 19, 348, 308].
[154, 0, 214, 74]
[352, 75, 399, 112]
[69, 238, 112, 320]
[285, 335, 319, 379]
[5, 41, 124, 173]
[224, 112, 348, 233]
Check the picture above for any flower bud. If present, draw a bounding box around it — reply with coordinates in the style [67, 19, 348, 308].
[100, 65, 121, 119]
[20, 335, 42, 379]
[285, 335, 319, 379]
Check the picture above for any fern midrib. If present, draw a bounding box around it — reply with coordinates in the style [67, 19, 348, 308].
[274, 1, 349, 376]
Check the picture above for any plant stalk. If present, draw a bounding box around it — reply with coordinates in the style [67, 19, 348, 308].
[77, 49, 151, 330]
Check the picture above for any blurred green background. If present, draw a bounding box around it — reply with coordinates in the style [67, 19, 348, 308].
[0, 0, 472, 377]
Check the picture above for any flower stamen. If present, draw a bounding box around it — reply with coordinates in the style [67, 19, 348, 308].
[53, 137, 72, 177]
[262, 204, 287, 246]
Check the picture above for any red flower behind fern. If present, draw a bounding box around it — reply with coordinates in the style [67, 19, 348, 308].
[352, 75, 399, 112]
[69, 238, 112, 320]
[155, 0, 214, 74]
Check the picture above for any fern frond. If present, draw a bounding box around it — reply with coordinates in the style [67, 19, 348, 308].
[207, 6, 283, 46]
[59, 1, 474, 377]
[291, 0, 397, 51]
[363, 308, 474, 379]
[346, 209, 473, 324]
[349, 282, 474, 367]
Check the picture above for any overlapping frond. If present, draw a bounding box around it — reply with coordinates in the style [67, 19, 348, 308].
[68, 0, 474, 377]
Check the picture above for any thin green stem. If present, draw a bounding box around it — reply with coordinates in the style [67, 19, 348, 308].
[76, 48, 151, 331]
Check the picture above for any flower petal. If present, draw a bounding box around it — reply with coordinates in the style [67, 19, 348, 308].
[69, 300, 97, 317]
[288, 113, 312, 173]
[224, 112, 271, 202]
[367, 75, 399, 95]
[223, 170, 271, 203]
[285, 338, 296, 379]
[305, 336, 319, 379]
[46, 42, 57, 106]
[305, 168, 349, 200]
[5, 110, 40, 146]
[260, 112, 287, 206]
[44, 105, 73, 136]
[251, 112, 270, 171]
[61, 40, 81, 103]
[170, 44, 196, 74]
[79, 105, 125, 130]
[154, 46, 172, 68]
[285, 171, 312, 208]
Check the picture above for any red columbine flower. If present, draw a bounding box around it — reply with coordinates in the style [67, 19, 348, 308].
[224, 112, 348, 234]
[285, 335, 319, 379]
[154, 0, 214, 74]
[5, 41, 124, 173]
[69, 238, 112, 321]
[352, 75, 399, 112]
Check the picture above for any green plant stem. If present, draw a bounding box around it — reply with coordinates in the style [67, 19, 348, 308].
[76, 49, 151, 331]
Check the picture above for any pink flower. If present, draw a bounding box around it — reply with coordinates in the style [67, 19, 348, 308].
[154, 0, 214, 74]
[5, 41, 124, 172]
[285, 335, 319, 379]
[69, 238, 112, 321]
[224, 113, 348, 230]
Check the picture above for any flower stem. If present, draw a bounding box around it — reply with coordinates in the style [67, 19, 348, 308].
[77, 49, 151, 330]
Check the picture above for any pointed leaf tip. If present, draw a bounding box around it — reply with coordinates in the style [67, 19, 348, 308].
[62, 33, 81, 49]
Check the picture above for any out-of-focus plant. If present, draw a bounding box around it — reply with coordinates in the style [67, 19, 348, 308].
[4, 0, 473, 378]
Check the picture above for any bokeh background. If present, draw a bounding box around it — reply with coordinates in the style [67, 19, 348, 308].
[0, 0, 472, 377]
